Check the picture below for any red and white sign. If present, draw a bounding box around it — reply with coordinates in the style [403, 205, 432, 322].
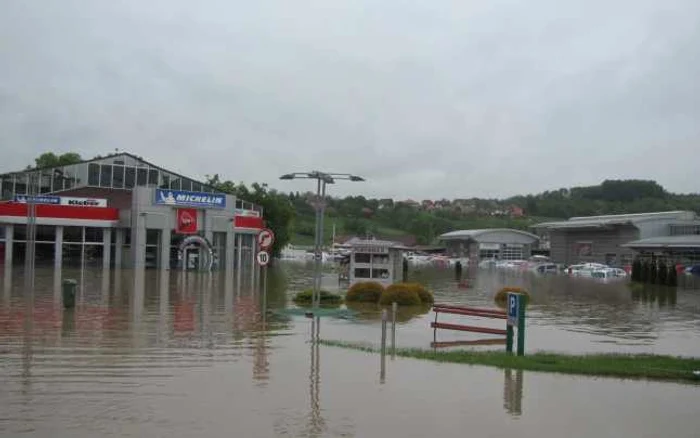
[257, 228, 275, 249]
[176, 208, 198, 234]
[256, 250, 270, 266]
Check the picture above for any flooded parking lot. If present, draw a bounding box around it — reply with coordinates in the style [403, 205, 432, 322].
[1, 263, 699, 437]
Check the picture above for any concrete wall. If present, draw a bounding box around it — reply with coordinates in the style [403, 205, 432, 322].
[549, 225, 639, 266]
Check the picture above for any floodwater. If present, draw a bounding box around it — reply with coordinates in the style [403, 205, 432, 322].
[1, 263, 699, 438]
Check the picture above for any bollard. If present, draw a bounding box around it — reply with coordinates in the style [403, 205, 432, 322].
[391, 302, 397, 359]
[380, 309, 387, 380]
[62, 279, 77, 309]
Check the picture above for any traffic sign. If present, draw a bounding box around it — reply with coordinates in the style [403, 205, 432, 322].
[256, 250, 270, 267]
[507, 293, 519, 326]
[257, 228, 275, 249]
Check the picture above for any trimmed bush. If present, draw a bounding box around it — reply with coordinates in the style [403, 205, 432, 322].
[379, 284, 422, 306]
[405, 282, 435, 304]
[293, 289, 343, 306]
[346, 281, 385, 303]
[494, 286, 530, 309]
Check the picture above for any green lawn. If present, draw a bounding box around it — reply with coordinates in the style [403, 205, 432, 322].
[319, 339, 700, 384]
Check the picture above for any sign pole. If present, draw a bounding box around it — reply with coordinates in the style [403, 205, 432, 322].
[506, 324, 514, 354]
[517, 295, 526, 356]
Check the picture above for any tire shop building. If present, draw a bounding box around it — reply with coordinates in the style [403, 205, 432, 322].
[438, 228, 540, 262]
[532, 211, 699, 266]
[0, 153, 264, 272]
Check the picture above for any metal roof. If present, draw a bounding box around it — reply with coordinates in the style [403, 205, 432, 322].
[622, 235, 700, 249]
[534, 211, 696, 230]
[438, 228, 539, 242]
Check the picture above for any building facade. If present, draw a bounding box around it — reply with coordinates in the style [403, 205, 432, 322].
[533, 211, 698, 266]
[0, 153, 264, 272]
[346, 238, 406, 287]
[438, 229, 540, 262]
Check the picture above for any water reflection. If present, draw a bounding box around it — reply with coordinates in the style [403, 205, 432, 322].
[503, 369, 524, 417]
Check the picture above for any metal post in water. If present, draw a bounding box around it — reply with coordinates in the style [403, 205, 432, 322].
[391, 302, 397, 359]
[380, 308, 387, 380]
[517, 296, 526, 356]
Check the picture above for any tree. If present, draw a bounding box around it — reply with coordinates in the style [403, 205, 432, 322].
[32, 152, 83, 169]
[207, 175, 294, 262]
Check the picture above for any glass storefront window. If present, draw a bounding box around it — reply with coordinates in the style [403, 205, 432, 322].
[88, 163, 100, 186]
[161, 173, 170, 189]
[76, 163, 88, 187]
[40, 172, 52, 193]
[181, 179, 192, 191]
[53, 168, 65, 192]
[125, 166, 136, 188]
[100, 164, 113, 187]
[15, 174, 27, 195]
[36, 225, 56, 243]
[192, 182, 202, 192]
[148, 169, 158, 186]
[113, 165, 125, 188]
[85, 227, 103, 243]
[64, 226, 83, 243]
[146, 229, 159, 245]
[171, 178, 181, 190]
[137, 168, 148, 186]
[13, 225, 27, 242]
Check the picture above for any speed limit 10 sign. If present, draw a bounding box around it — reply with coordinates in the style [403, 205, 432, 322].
[256, 250, 270, 267]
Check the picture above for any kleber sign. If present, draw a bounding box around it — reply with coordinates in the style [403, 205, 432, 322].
[61, 197, 107, 207]
[14, 195, 107, 207]
[155, 189, 226, 208]
[176, 208, 198, 234]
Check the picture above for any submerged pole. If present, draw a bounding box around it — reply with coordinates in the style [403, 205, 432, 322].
[391, 302, 397, 359]
[380, 309, 387, 380]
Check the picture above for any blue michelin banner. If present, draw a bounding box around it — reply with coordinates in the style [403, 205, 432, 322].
[154, 189, 226, 208]
[14, 195, 60, 204]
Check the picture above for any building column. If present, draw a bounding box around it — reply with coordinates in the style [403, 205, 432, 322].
[225, 229, 235, 274]
[5, 224, 14, 266]
[103, 228, 112, 271]
[114, 228, 124, 269]
[236, 233, 243, 292]
[160, 228, 171, 270]
[54, 225, 63, 271]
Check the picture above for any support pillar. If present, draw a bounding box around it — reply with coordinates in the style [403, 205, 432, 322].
[4, 224, 13, 266]
[103, 228, 112, 271]
[54, 225, 63, 271]
[114, 228, 124, 269]
[225, 230, 235, 274]
[160, 227, 171, 270]
[236, 234, 243, 292]
[251, 236, 257, 290]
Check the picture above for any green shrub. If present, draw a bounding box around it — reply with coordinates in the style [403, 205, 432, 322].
[406, 282, 434, 304]
[346, 281, 384, 303]
[293, 289, 343, 306]
[379, 283, 422, 306]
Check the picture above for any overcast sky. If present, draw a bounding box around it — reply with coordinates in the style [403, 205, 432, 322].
[1, 0, 698, 200]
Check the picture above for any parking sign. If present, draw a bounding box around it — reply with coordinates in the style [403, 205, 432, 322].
[507, 293, 519, 326]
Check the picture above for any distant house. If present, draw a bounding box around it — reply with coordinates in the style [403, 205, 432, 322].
[421, 200, 436, 211]
[400, 199, 420, 208]
[509, 205, 525, 217]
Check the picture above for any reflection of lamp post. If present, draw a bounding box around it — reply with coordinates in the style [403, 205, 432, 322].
[279, 171, 364, 310]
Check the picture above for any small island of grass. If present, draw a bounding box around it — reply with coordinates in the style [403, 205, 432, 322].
[319, 340, 700, 384]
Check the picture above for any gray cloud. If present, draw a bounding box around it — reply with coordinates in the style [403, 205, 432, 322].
[1, 0, 698, 200]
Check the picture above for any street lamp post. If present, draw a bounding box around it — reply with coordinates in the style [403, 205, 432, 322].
[279, 171, 364, 311]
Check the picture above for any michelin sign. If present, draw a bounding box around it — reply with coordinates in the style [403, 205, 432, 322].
[155, 189, 226, 208]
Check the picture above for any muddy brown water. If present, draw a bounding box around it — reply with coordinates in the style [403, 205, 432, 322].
[1, 263, 699, 437]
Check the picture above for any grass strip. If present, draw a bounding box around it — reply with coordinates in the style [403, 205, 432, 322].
[319, 339, 700, 384]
